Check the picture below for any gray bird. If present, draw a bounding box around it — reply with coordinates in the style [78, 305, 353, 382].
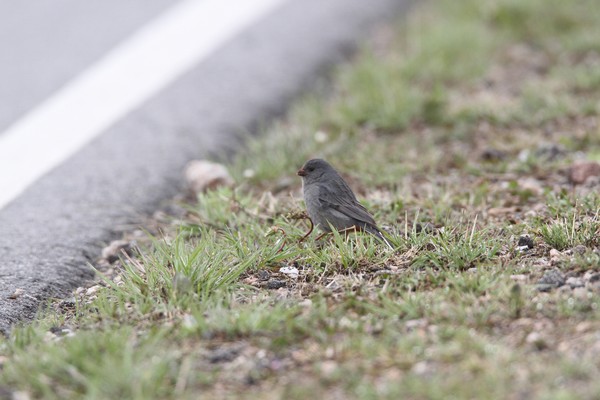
[297, 158, 393, 249]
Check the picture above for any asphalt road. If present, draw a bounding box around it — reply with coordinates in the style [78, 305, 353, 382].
[0, 0, 409, 333]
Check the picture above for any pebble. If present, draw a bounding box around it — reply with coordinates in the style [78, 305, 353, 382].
[569, 161, 600, 184]
[299, 299, 312, 308]
[518, 235, 535, 249]
[572, 245, 587, 255]
[49, 326, 75, 337]
[588, 273, 600, 283]
[517, 178, 544, 196]
[256, 270, 270, 281]
[57, 297, 77, 311]
[101, 240, 133, 263]
[575, 321, 592, 333]
[566, 277, 584, 289]
[481, 148, 507, 161]
[412, 361, 430, 375]
[314, 131, 329, 143]
[86, 285, 101, 296]
[207, 346, 242, 364]
[536, 269, 565, 291]
[549, 249, 562, 264]
[279, 265, 299, 279]
[526, 332, 548, 350]
[184, 160, 234, 193]
[8, 288, 24, 299]
[266, 280, 286, 289]
[405, 319, 428, 331]
[535, 143, 566, 161]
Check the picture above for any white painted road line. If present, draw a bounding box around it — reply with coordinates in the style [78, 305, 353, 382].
[0, 0, 285, 210]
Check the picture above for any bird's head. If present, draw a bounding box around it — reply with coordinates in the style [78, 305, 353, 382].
[297, 158, 334, 184]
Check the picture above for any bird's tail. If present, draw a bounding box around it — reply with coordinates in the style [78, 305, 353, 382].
[366, 225, 394, 250]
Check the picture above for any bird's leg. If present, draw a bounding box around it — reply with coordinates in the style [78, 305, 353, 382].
[298, 216, 314, 243]
[339, 226, 359, 237]
[314, 231, 329, 241]
[315, 226, 357, 242]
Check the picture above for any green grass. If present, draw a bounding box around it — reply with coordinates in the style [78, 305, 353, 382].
[2, 0, 600, 398]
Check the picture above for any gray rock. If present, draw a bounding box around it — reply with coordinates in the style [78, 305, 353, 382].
[536, 269, 565, 291]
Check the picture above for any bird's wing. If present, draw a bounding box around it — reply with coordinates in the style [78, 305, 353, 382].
[316, 181, 377, 227]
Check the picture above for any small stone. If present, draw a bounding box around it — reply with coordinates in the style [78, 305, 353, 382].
[243, 169, 255, 179]
[518, 149, 531, 163]
[481, 148, 507, 162]
[57, 297, 77, 311]
[569, 161, 600, 184]
[279, 265, 299, 279]
[299, 299, 312, 308]
[256, 270, 270, 281]
[314, 131, 329, 143]
[8, 288, 24, 299]
[575, 321, 592, 333]
[536, 269, 565, 291]
[184, 160, 234, 193]
[536, 284, 556, 292]
[535, 143, 566, 161]
[266, 280, 286, 289]
[587, 274, 600, 291]
[549, 249, 562, 264]
[572, 245, 587, 255]
[86, 285, 101, 296]
[517, 178, 544, 196]
[208, 347, 241, 363]
[49, 326, 74, 337]
[518, 235, 535, 249]
[412, 361, 430, 375]
[589, 273, 600, 283]
[566, 277, 584, 289]
[101, 240, 133, 263]
[12, 392, 30, 400]
[549, 249, 561, 258]
[405, 319, 427, 331]
[526, 332, 548, 350]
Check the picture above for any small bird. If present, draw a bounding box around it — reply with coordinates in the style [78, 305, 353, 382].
[297, 158, 393, 249]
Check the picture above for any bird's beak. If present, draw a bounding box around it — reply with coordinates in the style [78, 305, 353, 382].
[297, 168, 307, 177]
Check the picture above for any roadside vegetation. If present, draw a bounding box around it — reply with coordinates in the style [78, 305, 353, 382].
[2, 0, 600, 398]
